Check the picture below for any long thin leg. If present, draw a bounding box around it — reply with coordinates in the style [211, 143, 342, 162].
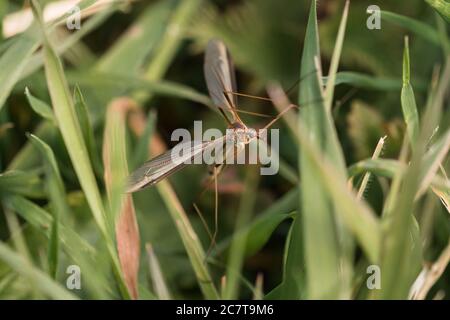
[223, 91, 273, 102]
[193, 203, 214, 242]
[262, 103, 299, 130]
[205, 166, 219, 260]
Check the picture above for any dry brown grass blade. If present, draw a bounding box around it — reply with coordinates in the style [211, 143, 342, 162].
[103, 97, 141, 299]
[115, 196, 140, 299]
[409, 239, 450, 299]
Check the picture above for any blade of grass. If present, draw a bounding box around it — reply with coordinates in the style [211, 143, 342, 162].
[290, 0, 350, 299]
[103, 97, 141, 299]
[378, 58, 450, 299]
[252, 273, 264, 300]
[24, 87, 56, 123]
[426, 0, 450, 23]
[96, 0, 175, 75]
[0, 242, 77, 300]
[418, 129, 450, 196]
[132, 109, 157, 168]
[0, 169, 45, 198]
[2, 194, 113, 298]
[67, 72, 213, 110]
[27, 133, 71, 223]
[409, 238, 450, 299]
[135, 0, 203, 103]
[401, 36, 420, 146]
[380, 10, 440, 46]
[356, 136, 386, 200]
[7, 122, 56, 171]
[324, 0, 349, 112]
[0, 0, 111, 111]
[47, 218, 59, 280]
[3, 206, 33, 265]
[330, 71, 427, 91]
[435, 13, 450, 56]
[146, 243, 171, 300]
[211, 187, 298, 259]
[8, 0, 189, 174]
[0, 25, 40, 111]
[131, 0, 218, 299]
[27, 133, 73, 278]
[158, 180, 219, 299]
[348, 158, 450, 196]
[224, 168, 259, 299]
[296, 116, 381, 263]
[21, 4, 117, 80]
[30, 0, 129, 299]
[125, 100, 218, 299]
[73, 85, 103, 177]
[287, 0, 335, 299]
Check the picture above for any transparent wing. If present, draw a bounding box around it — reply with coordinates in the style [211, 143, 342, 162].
[126, 138, 225, 193]
[204, 39, 240, 123]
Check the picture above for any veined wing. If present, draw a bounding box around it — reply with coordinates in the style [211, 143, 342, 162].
[126, 138, 225, 193]
[204, 39, 240, 123]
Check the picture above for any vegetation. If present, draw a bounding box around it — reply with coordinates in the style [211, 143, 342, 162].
[0, 0, 449, 300]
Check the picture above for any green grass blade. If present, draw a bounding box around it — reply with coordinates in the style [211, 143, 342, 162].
[96, 0, 175, 75]
[136, 0, 203, 103]
[330, 71, 427, 91]
[73, 85, 102, 177]
[3, 206, 33, 266]
[157, 180, 219, 299]
[380, 10, 440, 45]
[31, 0, 107, 234]
[21, 5, 116, 80]
[426, 0, 450, 23]
[0, 27, 40, 111]
[27, 134, 71, 221]
[401, 37, 420, 146]
[103, 98, 141, 299]
[252, 273, 264, 300]
[287, 0, 351, 299]
[0, 242, 77, 300]
[2, 194, 113, 298]
[436, 12, 450, 56]
[356, 136, 386, 200]
[67, 72, 213, 110]
[224, 169, 259, 299]
[348, 158, 450, 196]
[24, 87, 56, 123]
[213, 187, 297, 259]
[146, 243, 171, 300]
[0, 0, 112, 111]
[0, 169, 45, 198]
[47, 218, 59, 279]
[132, 110, 157, 168]
[297, 117, 381, 262]
[27, 133, 73, 278]
[30, 0, 129, 299]
[378, 58, 450, 299]
[324, 0, 349, 112]
[7, 122, 56, 171]
[418, 129, 450, 196]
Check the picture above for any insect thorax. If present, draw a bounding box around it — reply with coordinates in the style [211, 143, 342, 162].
[227, 122, 257, 145]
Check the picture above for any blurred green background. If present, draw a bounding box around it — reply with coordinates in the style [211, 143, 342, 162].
[0, 0, 449, 300]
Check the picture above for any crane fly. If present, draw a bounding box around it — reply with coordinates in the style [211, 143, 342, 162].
[126, 39, 297, 193]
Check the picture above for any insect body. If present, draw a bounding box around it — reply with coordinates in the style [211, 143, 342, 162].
[226, 122, 257, 147]
[126, 39, 276, 193]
